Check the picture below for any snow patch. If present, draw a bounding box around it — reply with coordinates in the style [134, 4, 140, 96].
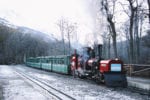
[29, 73, 57, 81]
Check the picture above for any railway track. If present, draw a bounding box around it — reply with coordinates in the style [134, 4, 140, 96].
[127, 86, 150, 96]
[15, 65, 150, 97]
[74, 77, 150, 96]
[14, 68, 76, 100]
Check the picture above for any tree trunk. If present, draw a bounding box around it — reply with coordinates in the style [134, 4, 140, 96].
[129, 12, 134, 63]
[107, 18, 118, 58]
[148, 0, 150, 23]
[134, 10, 140, 64]
[128, 0, 136, 63]
[58, 18, 66, 55]
[108, 37, 110, 58]
[67, 31, 71, 55]
[103, 0, 118, 58]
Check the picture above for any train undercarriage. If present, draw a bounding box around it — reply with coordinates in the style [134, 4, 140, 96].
[72, 67, 127, 87]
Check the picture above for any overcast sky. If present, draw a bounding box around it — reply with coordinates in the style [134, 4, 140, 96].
[0, 0, 98, 46]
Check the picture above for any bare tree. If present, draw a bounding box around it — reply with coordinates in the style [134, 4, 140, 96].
[101, 32, 111, 59]
[65, 21, 75, 55]
[124, 0, 139, 63]
[57, 17, 66, 55]
[101, 0, 118, 58]
[148, 0, 150, 23]
[125, 0, 147, 63]
[57, 18, 77, 55]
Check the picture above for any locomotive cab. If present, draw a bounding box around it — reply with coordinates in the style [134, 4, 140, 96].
[100, 59, 127, 87]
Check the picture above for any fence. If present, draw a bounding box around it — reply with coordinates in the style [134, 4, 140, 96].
[124, 64, 150, 78]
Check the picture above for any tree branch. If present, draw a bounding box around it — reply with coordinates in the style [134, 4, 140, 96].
[119, 2, 130, 17]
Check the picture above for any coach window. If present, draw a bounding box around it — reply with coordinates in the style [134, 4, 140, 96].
[62, 59, 64, 64]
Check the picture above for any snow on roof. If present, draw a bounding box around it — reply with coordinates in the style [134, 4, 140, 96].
[100, 60, 111, 63]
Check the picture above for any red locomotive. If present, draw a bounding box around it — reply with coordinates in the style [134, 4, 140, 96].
[71, 44, 127, 87]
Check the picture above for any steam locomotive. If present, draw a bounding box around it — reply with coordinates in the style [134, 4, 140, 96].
[26, 44, 127, 87]
[71, 44, 127, 87]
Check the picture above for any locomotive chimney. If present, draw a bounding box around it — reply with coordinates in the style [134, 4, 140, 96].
[93, 44, 102, 60]
[98, 44, 102, 60]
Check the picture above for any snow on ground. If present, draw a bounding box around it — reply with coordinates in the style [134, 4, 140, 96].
[3, 80, 49, 100]
[15, 65, 150, 100]
[0, 65, 52, 100]
[28, 73, 57, 81]
[0, 65, 149, 100]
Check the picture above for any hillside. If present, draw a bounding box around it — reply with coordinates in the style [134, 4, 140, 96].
[0, 18, 71, 64]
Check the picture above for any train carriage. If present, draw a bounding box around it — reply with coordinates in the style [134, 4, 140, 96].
[26, 55, 71, 74]
[26, 57, 41, 68]
[41, 57, 52, 71]
[50, 55, 71, 74]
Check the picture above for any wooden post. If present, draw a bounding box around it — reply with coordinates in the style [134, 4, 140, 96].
[129, 65, 134, 77]
[129, 65, 131, 76]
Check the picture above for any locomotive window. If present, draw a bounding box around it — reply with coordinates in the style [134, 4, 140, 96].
[111, 64, 121, 72]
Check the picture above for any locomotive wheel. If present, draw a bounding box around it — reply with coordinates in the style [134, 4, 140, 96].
[71, 69, 79, 78]
[78, 73, 82, 78]
[95, 78, 101, 84]
[71, 70, 74, 76]
[71, 69, 76, 77]
[78, 72, 85, 79]
[95, 73, 104, 84]
[78, 72, 83, 78]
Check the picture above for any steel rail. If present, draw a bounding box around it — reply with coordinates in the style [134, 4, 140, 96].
[14, 69, 76, 100]
[124, 64, 150, 67]
[127, 86, 150, 96]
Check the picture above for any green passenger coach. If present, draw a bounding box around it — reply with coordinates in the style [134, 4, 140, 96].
[25, 55, 71, 74]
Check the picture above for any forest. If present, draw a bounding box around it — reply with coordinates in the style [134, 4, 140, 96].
[94, 0, 150, 64]
[0, 22, 72, 64]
